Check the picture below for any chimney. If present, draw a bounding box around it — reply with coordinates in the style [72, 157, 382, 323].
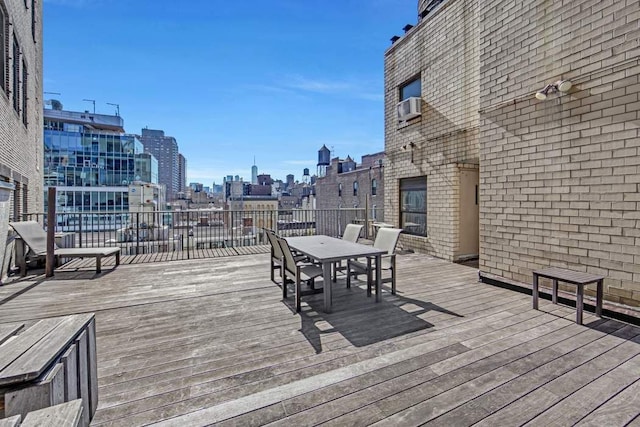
[403, 24, 414, 33]
[390, 35, 400, 44]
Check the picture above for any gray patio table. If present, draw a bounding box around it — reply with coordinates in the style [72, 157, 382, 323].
[286, 235, 387, 313]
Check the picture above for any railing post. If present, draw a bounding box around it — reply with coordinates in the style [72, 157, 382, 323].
[78, 212, 83, 248]
[136, 213, 140, 255]
[230, 210, 234, 247]
[45, 188, 56, 277]
[186, 211, 190, 259]
[365, 194, 370, 239]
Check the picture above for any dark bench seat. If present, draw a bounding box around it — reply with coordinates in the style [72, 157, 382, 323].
[533, 267, 604, 325]
[53, 247, 120, 274]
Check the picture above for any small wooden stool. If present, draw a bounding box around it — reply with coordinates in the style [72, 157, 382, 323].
[533, 267, 604, 325]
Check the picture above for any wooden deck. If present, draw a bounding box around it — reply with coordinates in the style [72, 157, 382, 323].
[0, 251, 638, 426]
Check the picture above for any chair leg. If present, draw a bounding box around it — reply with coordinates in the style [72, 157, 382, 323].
[346, 262, 351, 288]
[282, 269, 288, 299]
[295, 270, 301, 312]
[391, 257, 396, 295]
[270, 260, 275, 282]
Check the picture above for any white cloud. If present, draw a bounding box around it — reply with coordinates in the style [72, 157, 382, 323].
[262, 74, 382, 101]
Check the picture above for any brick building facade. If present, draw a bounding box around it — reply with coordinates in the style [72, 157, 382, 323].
[478, 0, 640, 307]
[387, 0, 640, 306]
[384, 0, 480, 261]
[315, 152, 385, 221]
[0, 0, 43, 216]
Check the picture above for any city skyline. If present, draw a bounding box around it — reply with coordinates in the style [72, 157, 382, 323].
[43, 0, 417, 185]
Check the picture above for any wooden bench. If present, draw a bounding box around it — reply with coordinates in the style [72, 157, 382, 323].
[532, 267, 604, 325]
[0, 399, 83, 426]
[0, 315, 98, 426]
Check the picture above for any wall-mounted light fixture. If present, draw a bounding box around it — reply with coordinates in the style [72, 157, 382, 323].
[401, 142, 416, 163]
[535, 80, 572, 100]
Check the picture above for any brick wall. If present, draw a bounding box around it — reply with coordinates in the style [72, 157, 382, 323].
[479, 0, 640, 306]
[383, 0, 480, 260]
[315, 152, 385, 220]
[0, 0, 43, 215]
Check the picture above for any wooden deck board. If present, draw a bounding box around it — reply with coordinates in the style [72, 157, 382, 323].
[0, 252, 637, 426]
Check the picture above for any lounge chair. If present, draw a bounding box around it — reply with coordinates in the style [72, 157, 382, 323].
[347, 227, 402, 295]
[278, 236, 323, 312]
[9, 221, 120, 275]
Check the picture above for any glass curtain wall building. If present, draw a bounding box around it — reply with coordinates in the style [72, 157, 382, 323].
[43, 108, 158, 229]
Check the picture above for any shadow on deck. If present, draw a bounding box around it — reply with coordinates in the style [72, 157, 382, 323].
[0, 252, 638, 426]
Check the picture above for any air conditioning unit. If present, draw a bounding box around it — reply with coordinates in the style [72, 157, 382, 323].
[397, 97, 422, 121]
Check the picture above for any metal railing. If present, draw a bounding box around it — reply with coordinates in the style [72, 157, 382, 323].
[22, 208, 383, 259]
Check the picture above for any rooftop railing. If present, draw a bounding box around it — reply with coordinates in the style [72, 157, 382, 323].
[22, 208, 383, 259]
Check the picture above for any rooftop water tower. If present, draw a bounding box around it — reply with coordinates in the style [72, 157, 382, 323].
[317, 145, 330, 177]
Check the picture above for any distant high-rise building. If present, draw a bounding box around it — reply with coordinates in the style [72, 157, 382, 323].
[251, 159, 258, 185]
[178, 153, 186, 194]
[138, 128, 180, 201]
[286, 174, 295, 190]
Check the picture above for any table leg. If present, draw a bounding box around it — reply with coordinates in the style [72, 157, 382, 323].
[532, 274, 539, 310]
[576, 284, 584, 325]
[323, 261, 332, 313]
[375, 254, 382, 303]
[552, 279, 558, 304]
[366, 257, 372, 297]
[596, 280, 603, 317]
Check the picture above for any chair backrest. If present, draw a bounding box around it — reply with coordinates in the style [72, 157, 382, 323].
[277, 236, 298, 275]
[264, 229, 284, 261]
[9, 221, 58, 256]
[342, 223, 363, 243]
[373, 227, 402, 255]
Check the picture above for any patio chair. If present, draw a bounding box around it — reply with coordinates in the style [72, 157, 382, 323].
[263, 228, 305, 284]
[333, 223, 364, 281]
[278, 236, 323, 312]
[347, 227, 402, 295]
[9, 221, 120, 274]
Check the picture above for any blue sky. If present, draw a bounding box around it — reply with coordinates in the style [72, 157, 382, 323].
[43, 0, 417, 186]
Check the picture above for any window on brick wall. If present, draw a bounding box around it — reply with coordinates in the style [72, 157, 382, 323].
[353, 181, 358, 196]
[400, 77, 421, 101]
[22, 58, 27, 126]
[338, 183, 342, 197]
[400, 176, 427, 236]
[0, 4, 6, 94]
[371, 179, 377, 196]
[12, 34, 19, 113]
[31, 0, 36, 42]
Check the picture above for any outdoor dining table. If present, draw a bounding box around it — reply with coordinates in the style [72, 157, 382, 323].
[286, 235, 387, 313]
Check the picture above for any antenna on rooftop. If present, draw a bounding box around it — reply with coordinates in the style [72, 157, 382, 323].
[82, 99, 96, 114]
[106, 102, 120, 116]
